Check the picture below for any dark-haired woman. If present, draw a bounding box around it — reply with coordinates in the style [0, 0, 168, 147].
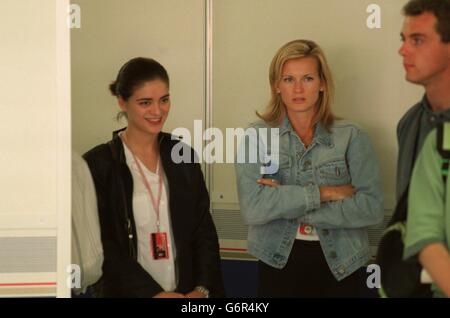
[83, 57, 225, 298]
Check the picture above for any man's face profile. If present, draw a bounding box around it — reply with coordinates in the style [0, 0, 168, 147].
[399, 12, 450, 87]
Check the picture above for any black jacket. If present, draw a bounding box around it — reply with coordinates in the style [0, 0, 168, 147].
[83, 129, 225, 297]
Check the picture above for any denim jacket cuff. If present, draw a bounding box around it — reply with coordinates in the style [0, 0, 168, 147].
[305, 183, 320, 211]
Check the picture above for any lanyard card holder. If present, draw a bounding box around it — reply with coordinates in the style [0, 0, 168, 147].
[151, 232, 169, 260]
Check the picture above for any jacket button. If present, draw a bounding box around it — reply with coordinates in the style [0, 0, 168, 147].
[274, 254, 285, 261]
[329, 251, 337, 259]
[337, 267, 346, 275]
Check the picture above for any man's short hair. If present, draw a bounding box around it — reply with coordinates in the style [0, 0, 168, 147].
[403, 0, 450, 43]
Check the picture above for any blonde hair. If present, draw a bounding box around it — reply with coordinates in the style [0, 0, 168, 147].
[257, 39, 336, 130]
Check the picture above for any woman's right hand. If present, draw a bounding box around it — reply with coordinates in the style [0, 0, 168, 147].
[153, 291, 186, 298]
[319, 185, 355, 202]
[257, 178, 279, 187]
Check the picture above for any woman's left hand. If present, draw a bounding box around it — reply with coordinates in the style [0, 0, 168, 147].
[257, 178, 279, 187]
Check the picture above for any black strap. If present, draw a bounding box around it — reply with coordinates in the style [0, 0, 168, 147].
[108, 139, 137, 259]
[389, 124, 421, 226]
[397, 114, 422, 208]
[437, 122, 450, 184]
[442, 159, 449, 184]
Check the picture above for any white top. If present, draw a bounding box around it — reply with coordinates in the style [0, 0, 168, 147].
[72, 152, 104, 294]
[122, 141, 177, 292]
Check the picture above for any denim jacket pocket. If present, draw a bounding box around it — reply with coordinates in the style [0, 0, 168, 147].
[317, 159, 351, 186]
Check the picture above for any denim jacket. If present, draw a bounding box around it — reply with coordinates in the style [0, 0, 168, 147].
[235, 117, 384, 281]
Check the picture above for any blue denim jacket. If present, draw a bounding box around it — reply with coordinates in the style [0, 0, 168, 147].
[235, 117, 384, 281]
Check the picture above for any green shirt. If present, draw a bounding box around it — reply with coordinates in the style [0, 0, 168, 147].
[405, 129, 450, 298]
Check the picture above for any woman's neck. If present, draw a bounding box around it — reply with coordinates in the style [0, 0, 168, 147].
[122, 126, 159, 157]
[287, 112, 315, 146]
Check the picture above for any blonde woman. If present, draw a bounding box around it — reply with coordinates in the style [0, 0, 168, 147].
[235, 40, 384, 297]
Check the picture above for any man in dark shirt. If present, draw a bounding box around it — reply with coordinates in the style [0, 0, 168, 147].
[396, 0, 450, 200]
[396, 0, 450, 297]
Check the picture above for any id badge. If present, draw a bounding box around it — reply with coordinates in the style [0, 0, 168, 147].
[151, 232, 169, 260]
[299, 223, 313, 235]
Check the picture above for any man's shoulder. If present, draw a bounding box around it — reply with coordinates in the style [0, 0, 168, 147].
[398, 100, 424, 132]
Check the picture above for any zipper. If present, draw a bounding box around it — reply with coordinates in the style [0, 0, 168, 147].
[127, 218, 136, 258]
[121, 182, 136, 259]
[109, 138, 138, 260]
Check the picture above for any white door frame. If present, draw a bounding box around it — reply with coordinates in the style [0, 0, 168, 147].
[56, 0, 71, 298]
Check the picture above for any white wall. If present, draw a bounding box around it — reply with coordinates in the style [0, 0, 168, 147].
[0, 0, 71, 297]
[71, 0, 206, 155]
[0, 0, 58, 231]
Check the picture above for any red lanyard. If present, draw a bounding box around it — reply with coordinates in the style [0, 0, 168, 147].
[122, 137, 163, 232]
